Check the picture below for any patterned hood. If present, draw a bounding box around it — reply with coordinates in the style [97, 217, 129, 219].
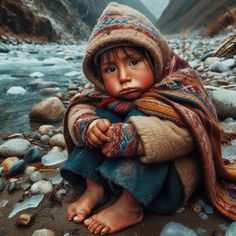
[82, 2, 172, 91]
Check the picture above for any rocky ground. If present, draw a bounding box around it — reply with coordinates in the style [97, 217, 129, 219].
[0, 31, 236, 236]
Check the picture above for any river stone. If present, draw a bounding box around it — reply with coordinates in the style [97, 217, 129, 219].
[8, 182, 17, 193]
[160, 222, 197, 236]
[29, 97, 65, 122]
[41, 151, 67, 167]
[210, 89, 236, 119]
[49, 133, 65, 147]
[30, 180, 53, 195]
[38, 125, 54, 135]
[1, 157, 19, 171]
[29, 72, 44, 78]
[24, 146, 45, 163]
[31, 229, 56, 236]
[39, 87, 60, 96]
[7, 86, 27, 95]
[28, 78, 44, 86]
[0, 178, 6, 192]
[5, 160, 26, 177]
[36, 81, 59, 89]
[225, 221, 236, 236]
[30, 171, 43, 183]
[0, 139, 31, 157]
[48, 146, 63, 154]
[40, 135, 50, 145]
[24, 166, 37, 175]
[204, 57, 220, 65]
[16, 213, 34, 226]
[210, 59, 235, 73]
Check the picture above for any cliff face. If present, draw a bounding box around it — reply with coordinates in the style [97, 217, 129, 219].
[157, 0, 236, 34]
[0, 0, 156, 42]
[0, 0, 57, 41]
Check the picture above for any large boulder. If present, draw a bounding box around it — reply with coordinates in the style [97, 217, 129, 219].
[210, 89, 236, 119]
[29, 97, 65, 122]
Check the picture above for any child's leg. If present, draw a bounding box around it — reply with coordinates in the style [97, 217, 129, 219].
[84, 189, 143, 235]
[61, 147, 108, 223]
[61, 108, 123, 223]
[67, 178, 105, 223]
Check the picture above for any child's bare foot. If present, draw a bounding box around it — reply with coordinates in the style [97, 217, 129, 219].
[67, 179, 104, 223]
[84, 190, 143, 235]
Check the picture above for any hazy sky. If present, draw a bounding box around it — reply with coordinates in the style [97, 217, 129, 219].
[141, 0, 169, 20]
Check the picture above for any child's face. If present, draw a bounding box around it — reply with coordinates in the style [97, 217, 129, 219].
[99, 47, 154, 100]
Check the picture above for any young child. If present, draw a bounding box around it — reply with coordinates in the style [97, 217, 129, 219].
[61, 2, 236, 235]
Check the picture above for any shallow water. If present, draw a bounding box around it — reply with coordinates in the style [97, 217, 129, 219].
[0, 43, 86, 140]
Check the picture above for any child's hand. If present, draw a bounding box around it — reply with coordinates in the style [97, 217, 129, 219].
[101, 126, 114, 158]
[102, 123, 139, 158]
[87, 119, 111, 147]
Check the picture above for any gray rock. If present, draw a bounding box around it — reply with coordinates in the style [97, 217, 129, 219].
[30, 171, 43, 183]
[31, 180, 53, 195]
[29, 97, 65, 122]
[210, 59, 235, 73]
[49, 133, 65, 147]
[37, 81, 59, 89]
[210, 89, 236, 119]
[0, 179, 6, 192]
[160, 222, 197, 236]
[7, 86, 27, 95]
[6, 160, 26, 177]
[29, 72, 44, 78]
[41, 151, 67, 167]
[225, 222, 236, 236]
[8, 182, 17, 193]
[39, 87, 60, 96]
[204, 57, 220, 65]
[24, 146, 45, 163]
[40, 135, 50, 145]
[38, 125, 55, 135]
[31, 229, 56, 236]
[0, 139, 31, 157]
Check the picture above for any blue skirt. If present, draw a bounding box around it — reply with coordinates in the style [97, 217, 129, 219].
[60, 108, 183, 214]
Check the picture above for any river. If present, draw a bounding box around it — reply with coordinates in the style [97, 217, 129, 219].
[0, 42, 86, 140]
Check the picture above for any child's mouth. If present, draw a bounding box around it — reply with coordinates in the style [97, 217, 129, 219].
[120, 88, 139, 94]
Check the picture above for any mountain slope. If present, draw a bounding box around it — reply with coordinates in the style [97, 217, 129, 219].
[0, 0, 156, 42]
[157, 0, 236, 34]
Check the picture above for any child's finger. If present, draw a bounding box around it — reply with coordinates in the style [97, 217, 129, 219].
[103, 119, 111, 127]
[97, 119, 111, 132]
[87, 133, 103, 147]
[102, 144, 112, 158]
[93, 126, 110, 142]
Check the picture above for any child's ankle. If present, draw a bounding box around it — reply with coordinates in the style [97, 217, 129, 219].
[86, 179, 104, 195]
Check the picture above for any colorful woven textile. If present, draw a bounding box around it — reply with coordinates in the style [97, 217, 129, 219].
[109, 123, 139, 158]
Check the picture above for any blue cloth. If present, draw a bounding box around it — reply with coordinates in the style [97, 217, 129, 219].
[60, 108, 183, 214]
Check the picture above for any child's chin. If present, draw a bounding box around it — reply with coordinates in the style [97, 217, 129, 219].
[122, 92, 141, 100]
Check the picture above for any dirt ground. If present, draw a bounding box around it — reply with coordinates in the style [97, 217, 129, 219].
[0, 180, 232, 236]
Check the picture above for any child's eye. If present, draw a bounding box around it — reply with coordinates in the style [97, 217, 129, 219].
[129, 59, 140, 66]
[105, 66, 116, 73]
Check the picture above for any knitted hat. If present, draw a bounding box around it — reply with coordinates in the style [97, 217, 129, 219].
[82, 2, 172, 91]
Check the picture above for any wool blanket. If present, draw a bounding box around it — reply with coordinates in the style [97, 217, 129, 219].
[64, 54, 236, 220]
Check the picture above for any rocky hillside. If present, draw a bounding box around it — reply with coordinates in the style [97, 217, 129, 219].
[0, 0, 156, 42]
[157, 0, 236, 34]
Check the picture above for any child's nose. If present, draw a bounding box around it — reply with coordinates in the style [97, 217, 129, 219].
[118, 68, 131, 83]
